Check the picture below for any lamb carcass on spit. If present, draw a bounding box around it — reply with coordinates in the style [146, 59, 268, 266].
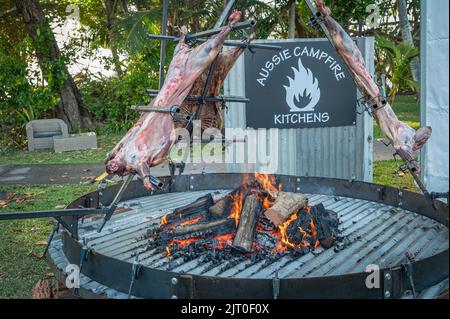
[314, 0, 431, 173]
[105, 11, 243, 190]
[175, 34, 255, 132]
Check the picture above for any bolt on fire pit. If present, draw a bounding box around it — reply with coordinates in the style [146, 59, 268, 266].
[45, 173, 448, 299]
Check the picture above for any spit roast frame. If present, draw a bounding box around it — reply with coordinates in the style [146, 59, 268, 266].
[51, 173, 448, 299]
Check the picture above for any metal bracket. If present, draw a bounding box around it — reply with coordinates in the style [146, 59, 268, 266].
[402, 263, 417, 298]
[356, 94, 387, 117]
[382, 270, 394, 299]
[127, 255, 142, 299]
[55, 216, 80, 239]
[307, 12, 327, 30]
[273, 271, 280, 299]
[377, 138, 392, 147]
[377, 187, 387, 201]
[43, 221, 60, 258]
[78, 241, 90, 273]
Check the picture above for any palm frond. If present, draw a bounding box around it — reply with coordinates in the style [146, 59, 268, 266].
[114, 9, 162, 54]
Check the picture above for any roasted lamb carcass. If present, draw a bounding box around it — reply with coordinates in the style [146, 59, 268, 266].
[176, 34, 255, 132]
[105, 11, 243, 190]
[313, 0, 431, 173]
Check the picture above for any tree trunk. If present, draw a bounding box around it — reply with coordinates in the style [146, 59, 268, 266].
[105, 0, 123, 76]
[397, 0, 420, 81]
[288, 1, 296, 39]
[13, 0, 90, 131]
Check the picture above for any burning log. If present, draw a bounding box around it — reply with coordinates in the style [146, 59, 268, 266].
[281, 204, 339, 250]
[209, 177, 275, 219]
[166, 218, 235, 239]
[232, 194, 263, 253]
[209, 195, 234, 218]
[312, 204, 339, 249]
[264, 192, 308, 226]
[167, 194, 213, 223]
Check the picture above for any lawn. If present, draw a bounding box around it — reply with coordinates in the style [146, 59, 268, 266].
[0, 184, 96, 298]
[373, 95, 420, 139]
[0, 134, 123, 165]
[373, 160, 417, 191]
[0, 134, 216, 165]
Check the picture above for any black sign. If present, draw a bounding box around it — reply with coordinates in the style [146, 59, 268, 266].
[244, 40, 357, 129]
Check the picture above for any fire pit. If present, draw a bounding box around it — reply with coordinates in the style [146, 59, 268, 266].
[46, 173, 449, 299]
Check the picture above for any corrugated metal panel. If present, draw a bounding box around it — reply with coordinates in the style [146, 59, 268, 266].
[224, 38, 374, 181]
[420, 0, 449, 192]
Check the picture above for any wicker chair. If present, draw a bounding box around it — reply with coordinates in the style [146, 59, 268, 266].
[26, 119, 69, 151]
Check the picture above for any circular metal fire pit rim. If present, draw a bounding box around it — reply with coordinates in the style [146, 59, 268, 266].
[62, 173, 449, 299]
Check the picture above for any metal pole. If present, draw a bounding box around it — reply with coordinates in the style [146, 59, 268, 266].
[185, 20, 255, 42]
[214, 0, 236, 28]
[159, 0, 169, 88]
[147, 34, 282, 51]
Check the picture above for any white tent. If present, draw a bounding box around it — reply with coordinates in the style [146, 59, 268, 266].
[420, 0, 449, 193]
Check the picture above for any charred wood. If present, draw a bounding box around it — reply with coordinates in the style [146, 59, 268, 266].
[232, 195, 263, 253]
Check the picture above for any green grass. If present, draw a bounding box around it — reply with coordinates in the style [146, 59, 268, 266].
[0, 134, 220, 165]
[374, 95, 420, 139]
[0, 134, 123, 165]
[373, 160, 417, 192]
[0, 184, 96, 298]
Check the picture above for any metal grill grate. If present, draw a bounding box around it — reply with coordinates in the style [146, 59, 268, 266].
[72, 190, 448, 280]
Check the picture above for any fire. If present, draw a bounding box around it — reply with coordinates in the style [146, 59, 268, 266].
[278, 211, 300, 249]
[228, 173, 282, 227]
[160, 213, 169, 226]
[179, 216, 204, 226]
[273, 204, 319, 251]
[213, 233, 233, 249]
[254, 173, 279, 195]
[228, 193, 243, 227]
[160, 172, 326, 258]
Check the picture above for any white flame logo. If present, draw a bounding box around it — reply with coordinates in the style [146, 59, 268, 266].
[284, 58, 321, 112]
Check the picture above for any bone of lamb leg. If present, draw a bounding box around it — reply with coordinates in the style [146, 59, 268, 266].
[105, 11, 243, 189]
[177, 33, 255, 132]
[313, 0, 432, 172]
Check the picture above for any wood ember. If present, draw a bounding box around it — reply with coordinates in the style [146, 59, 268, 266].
[165, 194, 213, 224]
[283, 204, 339, 250]
[147, 183, 341, 263]
[313, 204, 339, 249]
[162, 218, 234, 240]
[264, 192, 308, 226]
[232, 194, 263, 253]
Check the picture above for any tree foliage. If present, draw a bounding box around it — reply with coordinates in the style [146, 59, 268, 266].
[0, 0, 422, 147]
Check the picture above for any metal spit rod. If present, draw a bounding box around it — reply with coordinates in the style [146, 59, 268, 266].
[148, 34, 281, 51]
[145, 89, 250, 104]
[159, 0, 169, 88]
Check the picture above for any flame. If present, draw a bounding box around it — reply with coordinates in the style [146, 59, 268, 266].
[272, 205, 319, 251]
[228, 173, 282, 226]
[160, 213, 169, 226]
[178, 216, 204, 226]
[229, 193, 243, 227]
[213, 233, 233, 249]
[284, 57, 321, 112]
[310, 218, 317, 238]
[161, 172, 323, 257]
[254, 173, 279, 195]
